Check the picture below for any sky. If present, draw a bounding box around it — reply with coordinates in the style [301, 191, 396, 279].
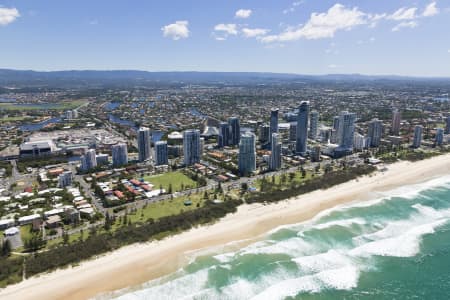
[0, 0, 449, 76]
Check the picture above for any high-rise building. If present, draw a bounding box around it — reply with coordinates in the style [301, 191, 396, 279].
[270, 108, 279, 137]
[218, 122, 230, 148]
[238, 132, 256, 176]
[412, 125, 423, 148]
[289, 122, 297, 141]
[96, 153, 109, 165]
[258, 124, 270, 145]
[183, 129, 201, 166]
[72, 109, 79, 119]
[338, 111, 356, 150]
[200, 137, 205, 157]
[435, 128, 444, 146]
[228, 117, 240, 146]
[296, 101, 309, 154]
[58, 171, 73, 188]
[80, 149, 97, 171]
[330, 116, 340, 144]
[353, 133, 369, 151]
[445, 116, 450, 134]
[65, 110, 73, 120]
[309, 111, 319, 140]
[368, 118, 383, 147]
[391, 109, 401, 136]
[311, 145, 321, 162]
[269, 133, 282, 171]
[154, 141, 168, 166]
[138, 127, 151, 162]
[112, 143, 128, 167]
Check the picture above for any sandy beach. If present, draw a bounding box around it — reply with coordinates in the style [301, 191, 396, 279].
[1, 154, 450, 300]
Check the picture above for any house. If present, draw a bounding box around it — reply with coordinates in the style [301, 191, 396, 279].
[0, 219, 14, 230]
[64, 207, 80, 224]
[114, 190, 124, 199]
[45, 215, 61, 229]
[18, 214, 41, 225]
[4, 227, 19, 236]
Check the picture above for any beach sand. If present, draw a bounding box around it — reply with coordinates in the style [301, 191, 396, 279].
[1, 154, 450, 300]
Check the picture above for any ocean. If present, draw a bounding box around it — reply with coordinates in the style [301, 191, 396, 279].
[110, 175, 450, 300]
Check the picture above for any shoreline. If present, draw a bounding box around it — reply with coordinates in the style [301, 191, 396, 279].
[2, 154, 450, 300]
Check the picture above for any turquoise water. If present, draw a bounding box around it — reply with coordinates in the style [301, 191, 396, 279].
[110, 175, 450, 300]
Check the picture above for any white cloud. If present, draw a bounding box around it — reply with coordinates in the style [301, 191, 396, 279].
[368, 13, 387, 28]
[328, 64, 340, 69]
[387, 7, 418, 20]
[242, 28, 269, 38]
[261, 4, 367, 43]
[283, 1, 304, 14]
[214, 23, 238, 35]
[423, 2, 439, 17]
[0, 7, 20, 26]
[161, 20, 190, 40]
[392, 21, 418, 32]
[235, 9, 252, 19]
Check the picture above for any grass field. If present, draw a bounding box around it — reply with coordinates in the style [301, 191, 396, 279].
[255, 169, 315, 190]
[143, 171, 196, 192]
[19, 225, 34, 241]
[0, 116, 32, 122]
[0, 100, 87, 111]
[118, 192, 209, 227]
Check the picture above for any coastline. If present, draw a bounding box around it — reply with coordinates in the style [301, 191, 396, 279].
[1, 154, 450, 300]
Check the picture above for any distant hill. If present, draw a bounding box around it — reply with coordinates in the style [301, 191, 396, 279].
[0, 69, 448, 88]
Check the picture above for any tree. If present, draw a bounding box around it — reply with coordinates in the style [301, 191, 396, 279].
[241, 182, 248, 192]
[63, 231, 69, 244]
[104, 211, 112, 231]
[300, 167, 306, 178]
[280, 173, 287, 185]
[168, 183, 173, 194]
[289, 172, 295, 182]
[1, 239, 11, 257]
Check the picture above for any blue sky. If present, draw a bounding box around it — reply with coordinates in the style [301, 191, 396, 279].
[0, 0, 449, 76]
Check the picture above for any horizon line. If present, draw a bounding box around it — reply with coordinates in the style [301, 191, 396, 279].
[1, 68, 450, 80]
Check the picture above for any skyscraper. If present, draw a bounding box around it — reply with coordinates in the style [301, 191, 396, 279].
[296, 101, 309, 154]
[338, 111, 356, 150]
[183, 129, 201, 166]
[412, 125, 423, 148]
[368, 118, 383, 147]
[445, 116, 450, 134]
[269, 133, 282, 171]
[138, 127, 151, 162]
[218, 122, 230, 148]
[112, 143, 128, 167]
[270, 108, 279, 137]
[311, 145, 321, 162]
[238, 132, 256, 176]
[289, 122, 297, 141]
[391, 109, 401, 136]
[154, 141, 168, 166]
[258, 124, 270, 144]
[330, 115, 340, 144]
[228, 117, 240, 146]
[435, 128, 444, 146]
[309, 111, 319, 140]
[80, 149, 97, 171]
